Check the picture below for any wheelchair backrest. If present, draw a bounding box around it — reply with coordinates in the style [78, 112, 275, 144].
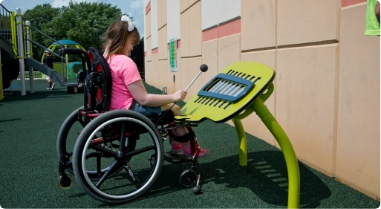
[84, 47, 112, 113]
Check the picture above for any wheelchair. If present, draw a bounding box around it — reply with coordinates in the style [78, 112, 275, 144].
[56, 47, 203, 204]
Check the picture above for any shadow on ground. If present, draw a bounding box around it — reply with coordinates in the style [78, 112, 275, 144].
[144, 151, 331, 208]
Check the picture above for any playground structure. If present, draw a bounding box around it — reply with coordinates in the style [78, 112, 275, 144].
[41, 39, 87, 92]
[42, 40, 86, 79]
[0, 4, 86, 98]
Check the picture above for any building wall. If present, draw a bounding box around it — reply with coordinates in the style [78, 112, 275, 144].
[144, 0, 380, 200]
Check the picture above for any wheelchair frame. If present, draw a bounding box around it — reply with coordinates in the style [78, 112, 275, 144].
[57, 47, 203, 204]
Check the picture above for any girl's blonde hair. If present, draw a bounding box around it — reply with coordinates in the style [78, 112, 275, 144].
[102, 18, 140, 60]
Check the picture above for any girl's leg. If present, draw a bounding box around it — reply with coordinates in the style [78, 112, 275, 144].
[161, 103, 189, 153]
[161, 104, 209, 156]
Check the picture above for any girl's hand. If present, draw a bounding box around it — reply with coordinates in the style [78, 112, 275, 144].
[172, 89, 187, 102]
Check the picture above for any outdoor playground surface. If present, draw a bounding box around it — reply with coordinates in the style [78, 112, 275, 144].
[0, 80, 379, 208]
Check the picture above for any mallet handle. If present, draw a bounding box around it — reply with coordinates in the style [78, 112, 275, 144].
[185, 71, 202, 91]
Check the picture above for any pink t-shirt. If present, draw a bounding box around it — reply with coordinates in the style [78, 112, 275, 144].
[106, 54, 142, 110]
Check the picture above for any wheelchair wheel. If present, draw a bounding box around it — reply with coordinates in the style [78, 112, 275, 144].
[58, 174, 74, 189]
[57, 106, 85, 175]
[57, 107, 123, 180]
[179, 169, 198, 188]
[72, 110, 164, 204]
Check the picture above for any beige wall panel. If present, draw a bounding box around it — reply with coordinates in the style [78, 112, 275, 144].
[189, 1, 202, 56]
[150, 54, 159, 87]
[201, 40, 219, 86]
[276, 44, 339, 175]
[158, 0, 167, 28]
[146, 11, 152, 39]
[158, 26, 168, 60]
[158, 59, 176, 95]
[149, 59, 156, 87]
[180, 0, 190, 13]
[180, 0, 199, 14]
[188, 57, 203, 98]
[180, 9, 190, 57]
[158, 60, 169, 93]
[218, 34, 241, 73]
[145, 36, 152, 84]
[179, 58, 191, 101]
[146, 35, 152, 62]
[277, 0, 340, 46]
[166, 72, 176, 94]
[189, 0, 199, 7]
[239, 50, 277, 146]
[337, 3, 380, 199]
[241, 0, 276, 50]
[145, 61, 153, 84]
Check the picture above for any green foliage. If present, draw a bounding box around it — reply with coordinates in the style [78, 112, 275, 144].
[23, 4, 60, 60]
[22, 1, 124, 60]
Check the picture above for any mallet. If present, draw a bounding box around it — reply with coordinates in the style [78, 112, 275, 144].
[155, 64, 208, 126]
[185, 64, 208, 91]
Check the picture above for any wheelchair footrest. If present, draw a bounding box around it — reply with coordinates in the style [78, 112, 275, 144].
[164, 151, 193, 164]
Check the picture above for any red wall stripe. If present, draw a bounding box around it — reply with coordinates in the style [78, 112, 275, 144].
[152, 48, 158, 54]
[342, 0, 366, 7]
[203, 27, 219, 42]
[202, 18, 241, 42]
[218, 19, 241, 39]
[146, 1, 151, 14]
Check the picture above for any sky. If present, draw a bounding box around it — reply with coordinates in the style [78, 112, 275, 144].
[0, 0, 145, 37]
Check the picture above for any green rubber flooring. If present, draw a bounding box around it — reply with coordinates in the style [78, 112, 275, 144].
[0, 79, 379, 208]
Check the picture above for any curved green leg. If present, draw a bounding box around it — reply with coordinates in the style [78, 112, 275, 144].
[252, 97, 300, 208]
[232, 117, 248, 166]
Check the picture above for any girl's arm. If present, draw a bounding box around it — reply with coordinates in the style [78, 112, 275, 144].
[127, 80, 187, 107]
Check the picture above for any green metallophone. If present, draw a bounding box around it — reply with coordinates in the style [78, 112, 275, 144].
[175, 62, 300, 208]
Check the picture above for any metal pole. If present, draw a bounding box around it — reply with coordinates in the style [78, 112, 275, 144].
[25, 20, 34, 93]
[16, 8, 26, 96]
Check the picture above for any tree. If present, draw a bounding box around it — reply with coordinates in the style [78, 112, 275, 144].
[22, 4, 60, 60]
[22, 1, 124, 60]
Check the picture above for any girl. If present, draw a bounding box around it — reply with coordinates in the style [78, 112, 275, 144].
[101, 15, 209, 157]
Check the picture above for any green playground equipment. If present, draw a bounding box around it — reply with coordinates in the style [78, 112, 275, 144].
[175, 62, 300, 208]
[41, 40, 86, 81]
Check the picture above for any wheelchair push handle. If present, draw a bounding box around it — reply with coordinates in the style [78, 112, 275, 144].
[185, 64, 208, 91]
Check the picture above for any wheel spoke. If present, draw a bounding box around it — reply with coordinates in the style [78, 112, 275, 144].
[124, 163, 140, 188]
[118, 121, 126, 150]
[124, 144, 156, 158]
[95, 159, 121, 188]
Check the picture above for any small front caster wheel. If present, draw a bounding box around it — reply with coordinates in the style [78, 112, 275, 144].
[58, 174, 74, 190]
[179, 169, 197, 188]
[193, 185, 201, 194]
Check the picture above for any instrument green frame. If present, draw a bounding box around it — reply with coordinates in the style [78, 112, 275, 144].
[175, 62, 300, 208]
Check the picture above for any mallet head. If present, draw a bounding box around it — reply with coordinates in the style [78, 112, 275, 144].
[200, 64, 208, 72]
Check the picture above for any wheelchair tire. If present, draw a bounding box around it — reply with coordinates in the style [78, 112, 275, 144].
[72, 110, 164, 204]
[179, 169, 198, 188]
[58, 174, 74, 189]
[57, 106, 124, 180]
[57, 106, 85, 175]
